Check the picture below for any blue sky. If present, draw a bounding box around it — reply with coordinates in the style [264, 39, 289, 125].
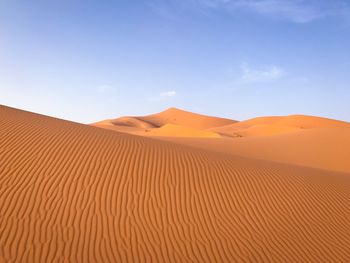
[1, 0, 349, 123]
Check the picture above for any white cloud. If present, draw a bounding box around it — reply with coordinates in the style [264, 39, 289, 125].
[240, 63, 285, 83]
[160, 90, 177, 97]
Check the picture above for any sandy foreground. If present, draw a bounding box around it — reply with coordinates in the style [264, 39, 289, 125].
[1, 105, 350, 262]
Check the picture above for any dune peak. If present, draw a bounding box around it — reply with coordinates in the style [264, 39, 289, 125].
[161, 107, 190, 114]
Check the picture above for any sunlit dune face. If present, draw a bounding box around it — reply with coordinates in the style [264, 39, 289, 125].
[1, 105, 350, 262]
[93, 109, 350, 173]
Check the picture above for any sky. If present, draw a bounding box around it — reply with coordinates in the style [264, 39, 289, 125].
[1, 0, 350, 123]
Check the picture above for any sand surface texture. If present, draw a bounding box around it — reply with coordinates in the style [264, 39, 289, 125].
[1, 105, 350, 262]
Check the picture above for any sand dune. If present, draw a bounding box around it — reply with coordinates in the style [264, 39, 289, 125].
[158, 127, 350, 173]
[219, 124, 302, 137]
[94, 110, 350, 172]
[95, 111, 350, 139]
[92, 116, 158, 135]
[93, 107, 237, 135]
[93, 121, 221, 138]
[1, 105, 350, 262]
[212, 114, 350, 137]
[94, 116, 157, 129]
[139, 107, 236, 129]
[137, 123, 221, 138]
[92, 119, 148, 135]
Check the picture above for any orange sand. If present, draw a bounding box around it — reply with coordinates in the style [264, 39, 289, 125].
[92, 107, 236, 137]
[95, 110, 350, 172]
[211, 114, 350, 137]
[159, 127, 350, 173]
[137, 123, 221, 138]
[1, 105, 350, 262]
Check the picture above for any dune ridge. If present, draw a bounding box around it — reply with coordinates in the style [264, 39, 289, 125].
[139, 107, 237, 129]
[211, 114, 350, 137]
[1, 105, 350, 262]
[93, 107, 236, 137]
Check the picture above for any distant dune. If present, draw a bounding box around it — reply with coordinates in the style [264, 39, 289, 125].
[96, 110, 350, 172]
[1, 105, 350, 262]
[211, 114, 350, 137]
[139, 123, 221, 138]
[158, 127, 350, 173]
[92, 107, 236, 137]
[138, 107, 237, 129]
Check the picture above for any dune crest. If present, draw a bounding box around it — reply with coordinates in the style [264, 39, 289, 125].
[139, 107, 237, 129]
[93, 107, 237, 133]
[2, 105, 350, 262]
[212, 114, 350, 137]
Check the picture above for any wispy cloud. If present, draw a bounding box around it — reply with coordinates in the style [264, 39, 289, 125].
[149, 0, 350, 23]
[148, 90, 177, 102]
[240, 62, 285, 83]
[232, 0, 323, 23]
[160, 90, 177, 97]
[220, 62, 287, 89]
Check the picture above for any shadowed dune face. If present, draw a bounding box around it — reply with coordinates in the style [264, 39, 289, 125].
[110, 117, 157, 129]
[1, 105, 350, 262]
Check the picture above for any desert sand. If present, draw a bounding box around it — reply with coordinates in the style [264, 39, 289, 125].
[1, 105, 350, 262]
[210, 114, 350, 137]
[161, 127, 350, 173]
[95, 109, 350, 173]
[92, 107, 236, 136]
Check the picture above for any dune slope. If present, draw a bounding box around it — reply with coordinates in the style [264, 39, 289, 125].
[93, 107, 237, 135]
[159, 127, 350, 173]
[138, 123, 221, 138]
[212, 114, 350, 137]
[1, 105, 350, 262]
[140, 107, 236, 129]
